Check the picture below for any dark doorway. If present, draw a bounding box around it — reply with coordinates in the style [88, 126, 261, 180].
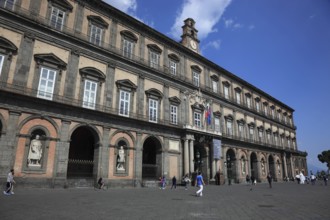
[67, 126, 98, 178]
[268, 155, 275, 178]
[250, 152, 258, 180]
[142, 137, 162, 179]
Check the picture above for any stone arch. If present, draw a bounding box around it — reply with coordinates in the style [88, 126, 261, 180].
[67, 124, 101, 178]
[142, 135, 163, 179]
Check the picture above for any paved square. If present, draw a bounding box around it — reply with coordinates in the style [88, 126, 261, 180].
[1, 182, 329, 220]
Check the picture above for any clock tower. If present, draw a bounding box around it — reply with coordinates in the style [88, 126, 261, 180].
[181, 18, 200, 53]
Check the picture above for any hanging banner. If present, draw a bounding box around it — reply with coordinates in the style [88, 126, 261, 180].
[213, 139, 221, 159]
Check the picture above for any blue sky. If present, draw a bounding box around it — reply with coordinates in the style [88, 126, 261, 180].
[104, 0, 330, 173]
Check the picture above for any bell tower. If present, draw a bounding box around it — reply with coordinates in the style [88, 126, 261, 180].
[181, 18, 200, 53]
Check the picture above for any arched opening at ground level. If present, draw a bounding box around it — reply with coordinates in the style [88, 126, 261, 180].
[67, 126, 99, 178]
[268, 155, 276, 178]
[142, 137, 162, 180]
[225, 149, 236, 184]
[250, 152, 258, 180]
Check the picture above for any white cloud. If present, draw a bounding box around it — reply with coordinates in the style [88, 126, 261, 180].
[103, 0, 137, 14]
[170, 0, 232, 40]
[224, 18, 244, 30]
[248, 24, 255, 30]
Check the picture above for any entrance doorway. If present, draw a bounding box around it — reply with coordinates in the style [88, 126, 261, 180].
[142, 137, 162, 179]
[67, 126, 99, 178]
[250, 152, 258, 180]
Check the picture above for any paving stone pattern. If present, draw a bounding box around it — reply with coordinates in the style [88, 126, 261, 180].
[1, 182, 329, 220]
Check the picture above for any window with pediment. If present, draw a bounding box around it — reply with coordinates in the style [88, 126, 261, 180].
[87, 16, 109, 46]
[245, 93, 252, 108]
[146, 88, 163, 123]
[168, 54, 180, 76]
[169, 96, 181, 125]
[224, 115, 233, 135]
[234, 87, 241, 104]
[237, 119, 245, 139]
[191, 103, 204, 128]
[34, 53, 67, 100]
[191, 65, 201, 87]
[211, 75, 219, 93]
[213, 111, 222, 133]
[147, 44, 162, 69]
[121, 30, 138, 59]
[255, 97, 260, 112]
[116, 79, 137, 117]
[79, 67, 105, 109]
[222, 81, 230, 99]
[248, 122, 255, 140]
[47, 0, 73, 31]
[0, 37, 17, 80]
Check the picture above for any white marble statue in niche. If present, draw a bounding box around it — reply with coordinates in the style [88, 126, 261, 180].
[28, 135, 43, 166]
[116, 146, 126, 171]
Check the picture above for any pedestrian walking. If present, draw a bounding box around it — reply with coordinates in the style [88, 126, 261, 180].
[171, 176, 177, 189]
[246, 174, 250, 185]
[3, 169, 15, 195]
[195, 171, 205, 197]
[160, 176, 166, 189]
[267, 172, 272, 188]
[310, 174, 316, 185]
[183, 174, 190, 190]
[251, 175, 256, 185]
[323, 175, 328, 186]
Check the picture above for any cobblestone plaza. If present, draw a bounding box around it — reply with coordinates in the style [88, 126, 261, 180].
[1, 182, 329, 220]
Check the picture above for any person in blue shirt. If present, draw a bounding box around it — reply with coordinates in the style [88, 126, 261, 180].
[195, 171, 205, 197]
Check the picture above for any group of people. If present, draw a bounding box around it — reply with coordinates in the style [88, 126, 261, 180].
[159, 172, 205, 197]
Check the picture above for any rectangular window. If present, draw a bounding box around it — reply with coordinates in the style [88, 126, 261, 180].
[267, 132, 271, 143]
[274, 135, 278, 145]
[214, 117, 221, 132]
[150, 51, 160, 68]
[119, 90, 130, 117]
[4, 0, 15, 10]
[249, 127, 254, 140]
[193, 71, 200, 87]
[238, 124, 244, 138]
[0, 54, 4, 76]
[226, 120, 232, 135]
[149, 99, 158, 122]
[256, 102, 260, 112]
[83, 80, 97, 109]
[272, 109, 275, 119]
[169, 60, 177, 75]
[194, 112, 201, 127]
[170, 105, 178, 125]
[224, 86, 229, 99]
[90, 25, 102, 46]
[264, 106, 268, 115]
[123, 39, 133, 59]
[287, 138, 291, 148]
[236, 92, 241, 104]
[37, 67, 56, 100]
[246, 97, 251, 108]
[258, 130, 263, 141]
[50, 7, 65, 30]
[212, 81, 218, 93]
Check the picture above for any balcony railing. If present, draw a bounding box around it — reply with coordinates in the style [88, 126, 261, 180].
[0, 4, 295, 129]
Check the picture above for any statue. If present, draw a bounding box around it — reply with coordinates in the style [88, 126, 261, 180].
[28, 135, 43, 166]
[116, 146, 125, 171]
[241, 159, 246, 175]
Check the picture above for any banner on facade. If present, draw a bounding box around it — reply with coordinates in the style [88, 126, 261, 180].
[213, 139, 221, 160]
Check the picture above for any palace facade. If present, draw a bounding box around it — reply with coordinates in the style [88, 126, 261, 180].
[0, 0, 307, 188]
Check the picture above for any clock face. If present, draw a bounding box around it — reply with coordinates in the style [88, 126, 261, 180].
[190, 40, 197, 49]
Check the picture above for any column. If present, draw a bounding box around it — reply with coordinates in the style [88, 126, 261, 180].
[189, 138, 194, 173]
[134, 132, 143, 187]
[282, 153, 288, 178]
[183, 139, 189, 175]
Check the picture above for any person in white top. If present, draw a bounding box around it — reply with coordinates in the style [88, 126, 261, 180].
[4, 169, 15, 195]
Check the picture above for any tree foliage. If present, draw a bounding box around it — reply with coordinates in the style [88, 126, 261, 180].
[317, 150, 330, 169]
